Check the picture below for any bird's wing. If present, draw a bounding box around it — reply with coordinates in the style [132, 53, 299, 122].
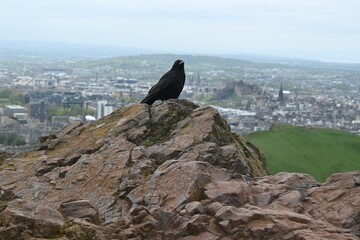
[147, 71, 176, 95]
[140, 71, 177, 104]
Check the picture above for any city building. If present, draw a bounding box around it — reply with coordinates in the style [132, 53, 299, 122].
[97, 100, 113, 119]
[3, 105, 28, 123]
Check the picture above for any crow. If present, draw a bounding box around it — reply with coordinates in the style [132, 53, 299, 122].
[141, 60, 185, 105]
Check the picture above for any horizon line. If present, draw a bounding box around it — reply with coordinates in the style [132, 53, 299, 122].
[1, 39, 360, 65]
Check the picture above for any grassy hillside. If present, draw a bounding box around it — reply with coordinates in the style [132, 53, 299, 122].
[246, 125, 360, 182]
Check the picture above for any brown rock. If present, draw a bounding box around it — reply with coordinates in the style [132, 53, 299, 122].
[127, 160, 212, 210]
[182, 231, 220, 240]
[149, 207, 179, 231]
[0, 100, 358, 239]
[0, 199, 64, 238]
[0, 150, 11, 165]
[185, 201, 205, 215]
[218, 219, 232, 234]
[270, 190, 304, 213]
[306, 172, 360, 235]
[60, 199, 100, 225]
[206, 202, 224, 216]
[0, 186, 18, 201]
[215, 204, 358, 239]
[215, 205, 254, 225]
[64, 218, 106, 240]
[205, 179, 250, 207]
[251, 172, 319, 210]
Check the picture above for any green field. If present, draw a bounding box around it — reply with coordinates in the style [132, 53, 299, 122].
[246, 125, 360, 182]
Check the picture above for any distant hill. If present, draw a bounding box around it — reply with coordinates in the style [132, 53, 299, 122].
[74, 54, 254, 71]
[246, 125, 360, 182]
[1, 40, 360, 71]
[0, 40, 152, 58]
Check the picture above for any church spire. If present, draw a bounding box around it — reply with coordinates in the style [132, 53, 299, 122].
[278, 83, 284, 102]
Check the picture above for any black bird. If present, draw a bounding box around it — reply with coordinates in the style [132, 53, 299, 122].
[141, 60, 185, 105]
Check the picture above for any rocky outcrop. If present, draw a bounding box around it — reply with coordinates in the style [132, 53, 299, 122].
[0, 150, 11, 165]
[0, 100, 358, 239]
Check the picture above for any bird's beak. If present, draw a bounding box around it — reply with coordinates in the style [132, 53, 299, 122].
[179, 60, 184, 65]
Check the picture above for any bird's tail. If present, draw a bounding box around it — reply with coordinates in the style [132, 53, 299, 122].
[140, 95, 156, 105]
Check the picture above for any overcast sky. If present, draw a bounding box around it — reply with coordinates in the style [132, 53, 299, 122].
[1, 0, 360, 62]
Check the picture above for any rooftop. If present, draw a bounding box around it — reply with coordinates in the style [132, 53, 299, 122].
[5, 105, 26, 110]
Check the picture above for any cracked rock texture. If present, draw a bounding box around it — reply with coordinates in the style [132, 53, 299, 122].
[0, 100, 358, 239]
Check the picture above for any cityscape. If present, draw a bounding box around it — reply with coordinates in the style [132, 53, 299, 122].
[0, 53, 359, 152]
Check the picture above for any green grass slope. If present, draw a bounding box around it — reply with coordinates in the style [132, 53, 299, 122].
[246, 125, 360, 182]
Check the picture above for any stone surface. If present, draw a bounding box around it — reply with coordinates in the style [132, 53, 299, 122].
[0, 199, 64, 239]
[306, 172, 360, 236]
[185, 201, 205, 215]
[59, 199, 101, 225]
[205, 179, 250, 207]
[0, 150, 11, 165]
[0, 100, 357, 239]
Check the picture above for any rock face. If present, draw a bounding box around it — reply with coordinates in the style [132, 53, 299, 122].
[0, 100, 358, 239]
